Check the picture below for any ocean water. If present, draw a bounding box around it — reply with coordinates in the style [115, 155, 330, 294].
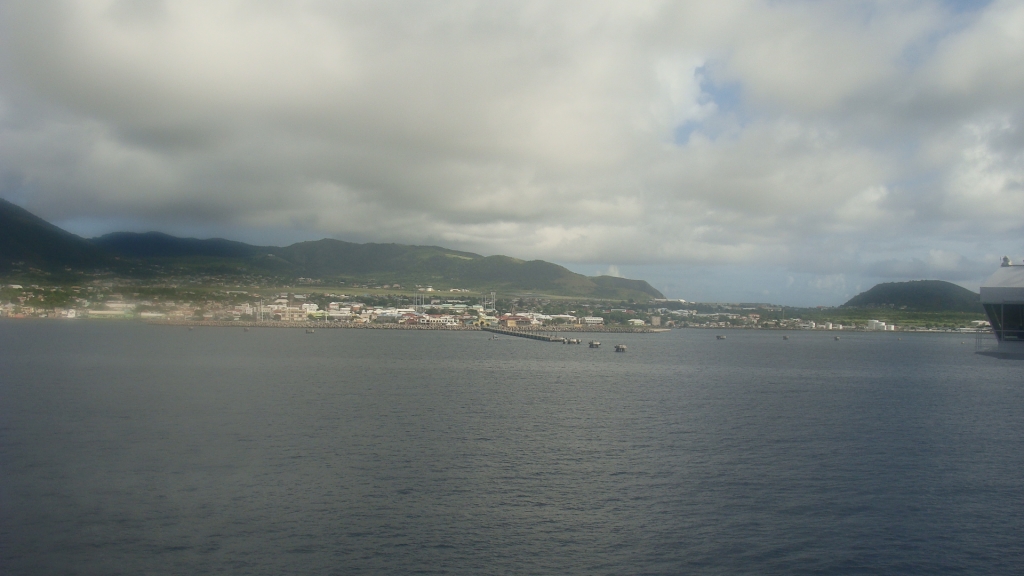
[1, 322, 1022, 575]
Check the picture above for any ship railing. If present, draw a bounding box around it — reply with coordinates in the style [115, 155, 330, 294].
[975, 330, 998, 351]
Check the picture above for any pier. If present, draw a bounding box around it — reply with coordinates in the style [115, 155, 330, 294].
[482, 326, 563, 342]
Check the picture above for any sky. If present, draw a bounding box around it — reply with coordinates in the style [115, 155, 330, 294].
[1, 0, 1022, 305]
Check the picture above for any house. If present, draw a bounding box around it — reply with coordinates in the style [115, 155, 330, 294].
[499, 314, 533, 327]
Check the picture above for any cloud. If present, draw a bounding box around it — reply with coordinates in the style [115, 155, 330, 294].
[1, 0, 1022, 303]
[863, 249, 991, 282]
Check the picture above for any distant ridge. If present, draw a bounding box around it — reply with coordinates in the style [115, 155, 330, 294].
[842, 280, 981, 313]
[94, 233, 665, 300]
[0, 198, 663, 300]
[94, 231, 268, 259]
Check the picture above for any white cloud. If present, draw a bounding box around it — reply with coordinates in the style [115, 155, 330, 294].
[1, 0, 1022, 303]
[940, 116, 1024, 230]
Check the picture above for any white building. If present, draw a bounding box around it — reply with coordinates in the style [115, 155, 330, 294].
[419, 315, 459, 326]
[548, 314, 578, 324]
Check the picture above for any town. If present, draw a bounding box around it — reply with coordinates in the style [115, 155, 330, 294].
[0, 279, 990, 333]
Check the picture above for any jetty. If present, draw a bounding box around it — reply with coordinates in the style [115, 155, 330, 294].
[481, 326, 563, 342]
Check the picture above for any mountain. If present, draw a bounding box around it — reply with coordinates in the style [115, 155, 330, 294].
[0, 199, 663, 300]
[0, 198, 108, 272]
[93, 233, 664, 300]
[842, 280, 981, 313]
[94, 231, 268, 259]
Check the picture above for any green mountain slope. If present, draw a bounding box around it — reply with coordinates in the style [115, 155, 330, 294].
[0, 198, 108, 272]
[270, 241, 662, 298]
[94, 231, 268, 259]
[270, 239, 479, 276]
[0, 199, 664, 299]
[842, 280, 981, 313]
[84, 232, 664, 299]
[231, 239, 668, 299]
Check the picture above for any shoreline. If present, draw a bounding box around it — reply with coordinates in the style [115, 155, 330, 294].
[0, 317, 987, 335]
[143, 319, 664, 333]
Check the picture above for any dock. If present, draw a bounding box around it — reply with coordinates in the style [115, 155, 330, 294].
[482, 327, 563, 342]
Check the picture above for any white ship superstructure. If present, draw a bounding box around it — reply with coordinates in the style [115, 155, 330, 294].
[979, 257, 1024, 359]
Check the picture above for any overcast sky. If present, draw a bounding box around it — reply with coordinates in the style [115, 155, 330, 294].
[1, 0, 1021, 304]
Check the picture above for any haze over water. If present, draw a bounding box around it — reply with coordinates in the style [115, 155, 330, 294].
[2, 322, 1022, 574]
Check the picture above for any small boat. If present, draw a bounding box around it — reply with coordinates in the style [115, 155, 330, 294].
[716, 335, 726, 340]
[306, 329, 315, 334]
[834, 336, 840, 341]
[244, 327, 249, 332]
[614, 344, 627, 352]
[188, 327, 194, 331]
[589, 341, 600, 348]
[782, 335, 789, 340]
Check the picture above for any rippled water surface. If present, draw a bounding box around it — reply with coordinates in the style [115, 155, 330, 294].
[2, 322, 1023, 574]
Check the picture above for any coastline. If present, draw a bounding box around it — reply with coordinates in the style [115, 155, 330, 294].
[0, 317, 985, 335]
[144, 319, 664, 333]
